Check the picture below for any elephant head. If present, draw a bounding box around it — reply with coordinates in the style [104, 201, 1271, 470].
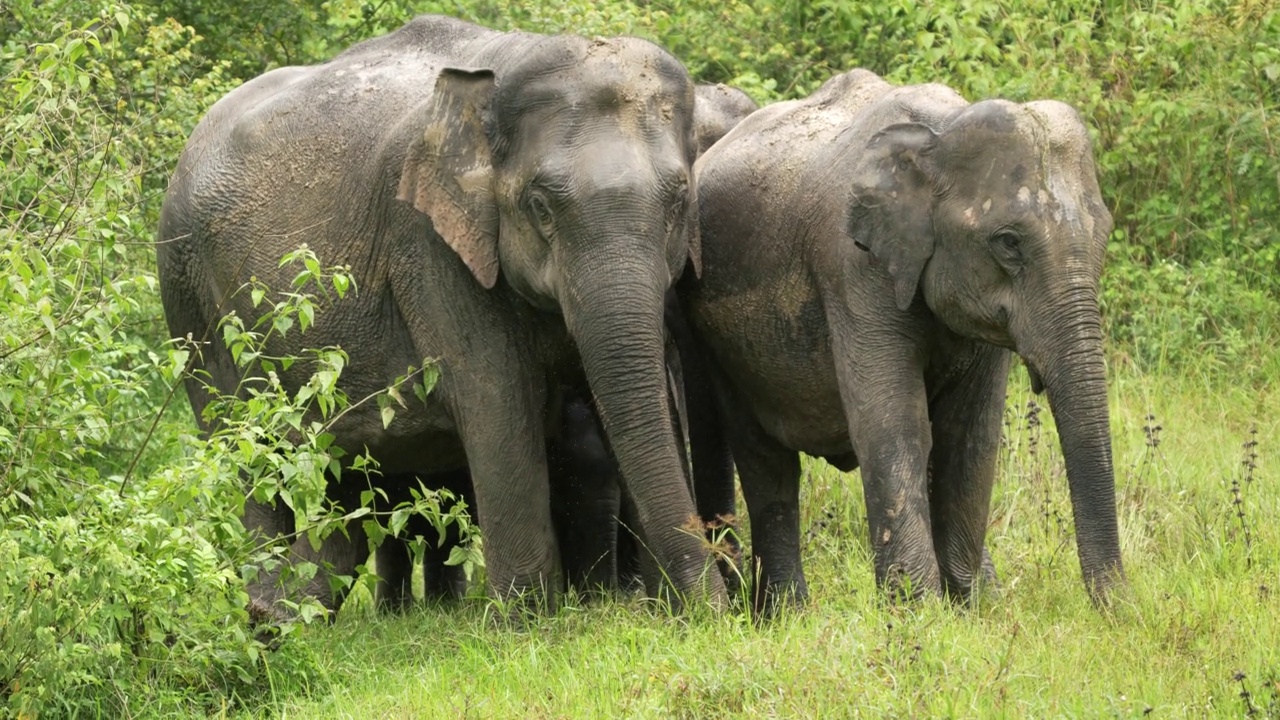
[396, 37, 719, 601]
[848, 98, 1124, 602]
[693, 83, 760, 154]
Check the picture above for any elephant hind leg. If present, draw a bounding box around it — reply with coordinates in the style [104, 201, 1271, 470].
[723, 396, 805, 616]
[670, 304, 742, 598]
[248, 514, 373, 621]
[374, 537, 416, 611]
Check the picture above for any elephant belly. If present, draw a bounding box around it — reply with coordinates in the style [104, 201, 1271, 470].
[718, 343, 853, 458]
[752, 384, 854, 459]
[696, 278, 854, 458]
[358, 426, 469, 476]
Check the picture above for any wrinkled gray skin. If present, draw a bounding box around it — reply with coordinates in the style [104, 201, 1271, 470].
[157, 15, 728, 617]
[375, 84, 760, 606]
[682, 69, 1125, 611]
[693, 84, 760, 154]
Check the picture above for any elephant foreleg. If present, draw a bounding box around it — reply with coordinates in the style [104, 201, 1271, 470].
[548, 394, 621, 596]
[927, 347, 1010, 601]
[668, 297, 742, 594]
[454, 378, 559, 613]
[837, 329, 941, 599]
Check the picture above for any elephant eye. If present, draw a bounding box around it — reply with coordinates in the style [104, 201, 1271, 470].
[526, 191, 555, 235]
[666, 180, 689, 232]
[992, 231, 1020, 250]
[989, 230, 1024, 271]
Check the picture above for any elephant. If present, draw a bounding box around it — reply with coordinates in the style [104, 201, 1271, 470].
[679, 68, 1125, 612]
[157, 15, 728, 618]
[370, 80, 762, 610]
[693, 83, 760, 153]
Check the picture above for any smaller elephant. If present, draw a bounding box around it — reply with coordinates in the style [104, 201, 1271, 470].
[369, 374, 677, 608]
[683, 68, 1125, 613]
[693, 84, 760, 154]
[346, 385, 639, 612]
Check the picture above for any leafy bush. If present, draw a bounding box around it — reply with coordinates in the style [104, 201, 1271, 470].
[0, 9, 266, 713]
[0, 7, 474, 715]
[2, 0, 1276, 714]
[177, 0, 1275, 375]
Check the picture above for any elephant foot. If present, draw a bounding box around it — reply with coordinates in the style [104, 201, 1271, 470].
[376, 587, 416, 614]
[719, 559, 746, 607]
[751, 574, 808, 621]
[940, 547, 1000, 605]
[980, 547, 999, 584]
[246, 594, 294, 649]
[247, 595, 288, 625]
[707, 526, 746, 603]
[423, 562, 469, 603]
[484, 586, 559, 630]
[617, 569, 645, 595]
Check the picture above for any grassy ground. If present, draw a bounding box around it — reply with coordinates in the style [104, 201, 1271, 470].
[236, 366, 1279, 718]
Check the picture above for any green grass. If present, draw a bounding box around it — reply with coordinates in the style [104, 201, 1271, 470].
[228, 365, 1279, 718]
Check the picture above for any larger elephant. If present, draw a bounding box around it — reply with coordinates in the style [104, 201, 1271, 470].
[372, 81, 763, 607]
[681, 69, 1125, 610]
[158, 15, 727, 616]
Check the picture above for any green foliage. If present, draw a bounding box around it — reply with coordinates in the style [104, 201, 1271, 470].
[0, 7, 472, 715]
[1, 9, 269, 713]
[135, 0, 1277, 375]
[1, 0, 1277, 715]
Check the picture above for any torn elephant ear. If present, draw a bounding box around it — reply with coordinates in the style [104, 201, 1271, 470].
[847, 122, 940, 312]
[397, 67, 501, 289]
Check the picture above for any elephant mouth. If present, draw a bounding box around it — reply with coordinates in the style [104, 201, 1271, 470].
[1024, 359, 1046, 395]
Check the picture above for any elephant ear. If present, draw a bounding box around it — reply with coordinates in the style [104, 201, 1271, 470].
[848, 122, 940, 312]
[685, 181, 703, 278]
[397, 67, 501, 289]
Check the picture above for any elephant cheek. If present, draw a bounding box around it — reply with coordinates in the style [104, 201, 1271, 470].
[497, 223, 559, 310]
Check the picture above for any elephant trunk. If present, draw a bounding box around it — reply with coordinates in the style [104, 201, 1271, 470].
[562, 244, 727, 608]
[1022, 290, 1125, 603]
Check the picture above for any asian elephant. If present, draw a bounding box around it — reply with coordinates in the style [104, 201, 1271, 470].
[693, 83, 760, 153]
[374, 82, 762, 607]
[680, 69, 1125, 611]
[157, 15, 728, 618]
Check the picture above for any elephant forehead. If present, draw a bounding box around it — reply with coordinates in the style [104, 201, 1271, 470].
[1019, 100, 1092, 154]
[509, 71, 687, 127]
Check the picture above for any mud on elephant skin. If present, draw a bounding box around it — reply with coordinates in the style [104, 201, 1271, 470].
[158, 15, 728, 618]
[681, 68, 1125, 613]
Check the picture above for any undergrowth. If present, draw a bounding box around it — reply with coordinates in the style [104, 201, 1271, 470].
[2, 0, 1277, 716]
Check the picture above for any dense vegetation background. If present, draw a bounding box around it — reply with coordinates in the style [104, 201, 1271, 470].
[2, 0, 1277, 716]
